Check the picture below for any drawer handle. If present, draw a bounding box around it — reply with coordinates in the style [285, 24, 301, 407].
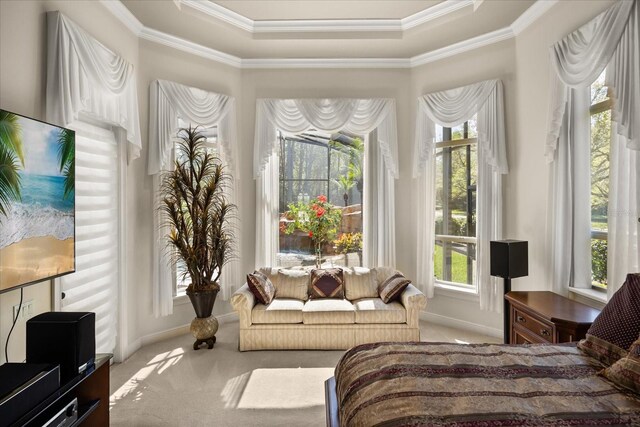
[516, 316, 526, 323]
[540, 329, 551, 336]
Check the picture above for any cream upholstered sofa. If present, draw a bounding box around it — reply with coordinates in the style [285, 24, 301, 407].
[230, 266, 427, 351]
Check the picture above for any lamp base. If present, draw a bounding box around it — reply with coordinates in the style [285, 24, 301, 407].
[503, 278, 511, 344]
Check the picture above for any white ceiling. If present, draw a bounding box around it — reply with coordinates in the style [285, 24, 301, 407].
[118, 0, 537, 60]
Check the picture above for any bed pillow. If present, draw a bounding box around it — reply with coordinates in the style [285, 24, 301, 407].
[343, 267, 378, 300]
[310, 268, 344, 299]
[246, 271, 276, 305]
[601, 335, 640, 394]
[578, 273, 640, 366]
[378, 272, 411, 303]
[276, 269, 310, 301]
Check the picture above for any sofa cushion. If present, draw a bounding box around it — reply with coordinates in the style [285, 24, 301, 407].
[275, 269, 310, 301]
[353, 298, 406, 324]
[302, 299, 355, 324]
[378, 273, 412, 303]
[252, 298, 304, 324]
[247, 271, 276, 305]
[310, 268, 344, 299]
[344, 267, 378, 300]
[578, 273, 640, 366]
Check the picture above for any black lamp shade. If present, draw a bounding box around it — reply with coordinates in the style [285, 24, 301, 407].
[490, 240, 528, 279]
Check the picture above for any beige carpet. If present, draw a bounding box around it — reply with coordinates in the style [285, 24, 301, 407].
[110, 320, 500, 426]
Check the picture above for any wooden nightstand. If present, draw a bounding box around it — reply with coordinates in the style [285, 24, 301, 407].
[505, 291, 601, 344]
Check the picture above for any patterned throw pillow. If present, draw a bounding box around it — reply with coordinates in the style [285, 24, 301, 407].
[578, 273, 640, 366]
[310, 268, 344, 299]
[601, 335, 640, 394]
[246, 271, 276, 305]
[378, 272, 411, 303]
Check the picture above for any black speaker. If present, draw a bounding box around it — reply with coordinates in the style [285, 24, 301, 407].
[26, 312, 95, 382]
[490, 240, 528, 279]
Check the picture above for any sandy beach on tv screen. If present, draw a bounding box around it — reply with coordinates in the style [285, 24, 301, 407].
[0, 236, 74, 291]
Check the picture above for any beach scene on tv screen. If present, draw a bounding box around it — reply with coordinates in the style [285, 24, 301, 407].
[0, 110, 75, 291]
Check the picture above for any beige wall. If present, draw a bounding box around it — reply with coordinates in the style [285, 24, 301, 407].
[0, 0, 616, 360]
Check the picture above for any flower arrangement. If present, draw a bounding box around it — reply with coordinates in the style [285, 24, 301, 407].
[334, 232, 363, 254]
[284, 195, 342, 267]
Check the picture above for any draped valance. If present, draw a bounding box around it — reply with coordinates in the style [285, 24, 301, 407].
[413, 79, 508, 177]
[545, 0, 639, 160]
[147, 80, 238, 176]
[46, 11, 141, 159]
[253, 98, 399, 179]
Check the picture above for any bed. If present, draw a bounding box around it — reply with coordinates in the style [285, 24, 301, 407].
[325, 341, 640, 426]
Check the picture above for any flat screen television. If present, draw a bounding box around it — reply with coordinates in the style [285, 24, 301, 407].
[0, 109, 75, 294]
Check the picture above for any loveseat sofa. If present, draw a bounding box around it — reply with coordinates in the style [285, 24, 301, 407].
[230, 266, 427, 351]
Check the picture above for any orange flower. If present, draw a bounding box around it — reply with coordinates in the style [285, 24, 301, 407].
[311, 204, 319, 211]
[317, 195, 327, 203]
[316, 207, 325, 217]
[308, 231, 313, 237]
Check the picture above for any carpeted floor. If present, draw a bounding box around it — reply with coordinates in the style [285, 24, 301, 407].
[109, 320, 500, 426]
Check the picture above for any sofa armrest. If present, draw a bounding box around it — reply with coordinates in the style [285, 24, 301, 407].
[400, 284, 427, 328]
[231, 284, 255, 328]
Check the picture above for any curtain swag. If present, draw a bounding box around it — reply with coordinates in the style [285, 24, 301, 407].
[147, 79, 238, 176]
[46, 11, 141, 160]
[546, 0, 639, 160]
[253, 98, 399, 179]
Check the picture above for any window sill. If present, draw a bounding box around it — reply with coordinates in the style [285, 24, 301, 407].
[173, 294, 191, 307]
[434, 281, 479, 302]
[568, 287, 607, 303]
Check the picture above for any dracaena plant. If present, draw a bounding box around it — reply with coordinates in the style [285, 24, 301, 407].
[160, 127, 236, 293]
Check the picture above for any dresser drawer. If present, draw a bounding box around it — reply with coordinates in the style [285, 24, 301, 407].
[513, 308, 554, 343]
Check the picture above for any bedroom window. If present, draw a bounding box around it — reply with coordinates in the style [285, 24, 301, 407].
[174, 123, 219, 297]
[278, 131, 364, 268]
[434, 117, 478, 288]
[589, 71, 611, 291]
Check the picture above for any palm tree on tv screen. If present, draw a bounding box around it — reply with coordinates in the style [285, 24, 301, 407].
[57, 128, 74, 199]
[0, 111, 24, 217]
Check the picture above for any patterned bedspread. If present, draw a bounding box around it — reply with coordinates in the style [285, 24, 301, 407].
[334, 342, 640, 426]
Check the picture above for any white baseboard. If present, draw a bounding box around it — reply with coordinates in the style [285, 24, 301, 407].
[420, 311, 502, 338]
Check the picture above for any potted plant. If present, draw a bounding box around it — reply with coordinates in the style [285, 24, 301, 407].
[283, 195, 342, 268]
[160, 126, 236, 349]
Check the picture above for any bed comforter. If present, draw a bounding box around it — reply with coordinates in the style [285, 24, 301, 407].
[334, 342, 640, 426]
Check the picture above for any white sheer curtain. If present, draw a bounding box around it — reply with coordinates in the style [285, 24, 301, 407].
[413, 79, 508, 311]
[148, 80, 240, 316]
[545, 0, 639, 296]
[46, 11, 141, 160]
[254, 98, 399, 268]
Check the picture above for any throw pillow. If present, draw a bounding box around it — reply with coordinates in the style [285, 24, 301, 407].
[600, 335, 640, 394]
[276, 269, 310, 301]
[344, 267, 378, 300]
[246, 271, 275, 305]
[378, 272, 411, 303]
[310, 268, 344, 299]
[578, 273, 640, 366]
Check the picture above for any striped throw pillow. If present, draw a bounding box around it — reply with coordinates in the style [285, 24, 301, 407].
[310, 268, 344, 299]
[378, 273, 411, 303]
[247, 271, 276, 305]
[601, 335, 640, 394]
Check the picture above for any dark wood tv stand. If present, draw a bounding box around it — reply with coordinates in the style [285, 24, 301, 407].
[14, 353, 112, 427]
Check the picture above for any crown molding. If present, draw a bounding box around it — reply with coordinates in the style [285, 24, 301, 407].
[510, 0, 558, 35]
[179, 0, 474, 34]
[102, 0, 558, 70]
[99, 0, 143, 35]
[242, 57, 411, 69]
[411, 26, 514, 67]
[139, 27, 242, 68]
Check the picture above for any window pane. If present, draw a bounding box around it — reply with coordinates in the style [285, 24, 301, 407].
[591, 238, 607, 288]
[590, 109, 610, 233]
[282, 139, 328, 180]
[434, 240, 476, 286]
[591, 71, 609, 105]
[278, 132, 364, 269]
